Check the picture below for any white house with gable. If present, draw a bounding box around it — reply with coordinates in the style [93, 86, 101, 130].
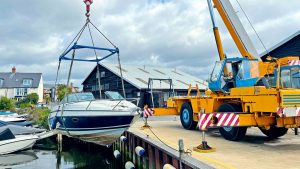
[0, 67, 44, 102]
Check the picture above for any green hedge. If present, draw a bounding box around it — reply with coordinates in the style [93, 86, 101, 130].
[0, 97, 15, 111]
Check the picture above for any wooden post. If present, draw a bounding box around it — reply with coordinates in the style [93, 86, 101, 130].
[148, 144, 155, 169]
[142, 141, 147, 169]
[155, 149, 161, 169]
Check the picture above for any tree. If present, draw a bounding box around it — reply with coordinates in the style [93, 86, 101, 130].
[57, 84, 72, 101]
[44, 95, 51, 104]
[27, 93, 39, 104]
[0, 97, 15, 111]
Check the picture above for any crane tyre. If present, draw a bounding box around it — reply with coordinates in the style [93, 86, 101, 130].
[259, 126, 288, 139]
[180, 102, 197, 130]
[217, 103, 247, 141]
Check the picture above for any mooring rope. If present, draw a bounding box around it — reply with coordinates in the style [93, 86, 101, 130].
[141, 118, 192, 155]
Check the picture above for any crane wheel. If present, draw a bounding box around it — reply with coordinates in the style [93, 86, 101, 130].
[180, 102, 197, 130]
[259, 126, 288, 139]
[217, 103, 247, 141]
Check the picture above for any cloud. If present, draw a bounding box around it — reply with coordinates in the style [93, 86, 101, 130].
[0, 0, 299, 88]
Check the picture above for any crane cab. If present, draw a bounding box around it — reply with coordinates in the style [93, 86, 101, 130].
[209, 58, 259, 93]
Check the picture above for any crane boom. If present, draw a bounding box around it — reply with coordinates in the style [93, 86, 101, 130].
[212, 0, 258, 59]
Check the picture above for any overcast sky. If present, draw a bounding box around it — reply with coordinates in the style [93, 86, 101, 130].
[1, 0, 299, 87]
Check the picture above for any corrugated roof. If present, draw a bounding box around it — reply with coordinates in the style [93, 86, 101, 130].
[97, 62, 208, 90]
[260, 30, 300, 57]
[0, 72, 42, 88]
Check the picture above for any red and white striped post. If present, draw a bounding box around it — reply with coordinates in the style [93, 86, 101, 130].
[142, 105, 154, 128]
[193, 109, 216, 152]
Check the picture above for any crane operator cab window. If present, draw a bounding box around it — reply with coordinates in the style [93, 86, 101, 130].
[209, 58, 259, 93]
[280, 66, 300, 88]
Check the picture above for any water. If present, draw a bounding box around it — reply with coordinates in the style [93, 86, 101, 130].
[0, 137, 120, 169]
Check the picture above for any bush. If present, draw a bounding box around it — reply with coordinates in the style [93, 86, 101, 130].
[0, 97, 15, 111]
[31, 108, 51, 129]
[19, 102, 32, 109]
[57, 84, 72, 101]
[26, 93, 39, 104]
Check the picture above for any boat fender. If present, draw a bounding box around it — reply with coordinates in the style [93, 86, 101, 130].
[51, 117, 58, 129]
[120, 136, 127, 142]
[125, 161, 135, 169]
[135, 146, 145, 157]
[163, 164, 176, 169]
[113, 150, 121, 159]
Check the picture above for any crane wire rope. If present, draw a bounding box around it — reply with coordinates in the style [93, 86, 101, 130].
[89, 20, 127, 98]
[53, 22, 87, 137]
[87, 21, 102, 99]
[235, 0, 271, 58]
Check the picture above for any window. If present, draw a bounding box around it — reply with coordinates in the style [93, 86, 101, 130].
[15, 88, 28, 96]
[280, 67, 300, 88]
[23, 79, 33, 86]
[100, 84, 109, 90]
[0, 79, 3, 87]
[210, 61, 223, 82]
[237, 60, 259, 80]
[100, 71, 106, 78]
[281, 69, 291, 88]
[104, 83, 109, 90]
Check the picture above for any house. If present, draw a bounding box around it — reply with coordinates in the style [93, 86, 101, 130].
[82, 62, 207, 108]
[43, 83, 56, 102]
[261, 30, 300, 61]
[0, 67, 44, 102]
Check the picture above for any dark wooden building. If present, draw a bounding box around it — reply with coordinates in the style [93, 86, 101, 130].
[261, 30, 300, 61]
[82, 62, 207, 108]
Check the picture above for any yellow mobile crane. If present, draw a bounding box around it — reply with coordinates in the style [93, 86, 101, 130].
[153, 0, 300, 141]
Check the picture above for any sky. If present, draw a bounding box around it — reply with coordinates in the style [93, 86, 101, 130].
[0, 0, 300, 88]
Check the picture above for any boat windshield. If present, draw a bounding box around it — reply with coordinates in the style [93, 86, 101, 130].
[62, 92, 95, 103]
[105, 91, 124, 99]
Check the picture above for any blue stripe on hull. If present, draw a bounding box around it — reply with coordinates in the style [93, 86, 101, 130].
[50, 116, 134, 129]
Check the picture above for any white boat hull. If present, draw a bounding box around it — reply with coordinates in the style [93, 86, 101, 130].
[0, 135, 38, 155]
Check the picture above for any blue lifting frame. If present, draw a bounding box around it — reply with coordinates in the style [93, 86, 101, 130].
[59, 42, 119, 62]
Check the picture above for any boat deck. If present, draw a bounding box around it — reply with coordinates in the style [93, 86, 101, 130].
[129, 116, 300, 169]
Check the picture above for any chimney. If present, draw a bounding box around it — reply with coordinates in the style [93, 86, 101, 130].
[12, 66, 16, 73]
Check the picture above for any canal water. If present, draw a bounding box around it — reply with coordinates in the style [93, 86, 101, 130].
[0, 136, 123, 169]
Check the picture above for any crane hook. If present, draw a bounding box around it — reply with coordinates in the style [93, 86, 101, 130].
[84, 0, 93, 17]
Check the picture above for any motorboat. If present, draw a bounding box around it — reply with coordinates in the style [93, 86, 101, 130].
[0, 111, 16, 116]
[0, 120, 32, 127]
[48, 92, 140, 146]
[0, 122, 46, 155]
[50, 11, 141, 146]
[0, 128, 38, 155]
[0, 111, 27, 122]
[0, 116, 26, 123]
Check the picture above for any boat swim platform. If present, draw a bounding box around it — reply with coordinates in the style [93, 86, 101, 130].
[127, 116, 300, 169]
[36, 130, 58, 140]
